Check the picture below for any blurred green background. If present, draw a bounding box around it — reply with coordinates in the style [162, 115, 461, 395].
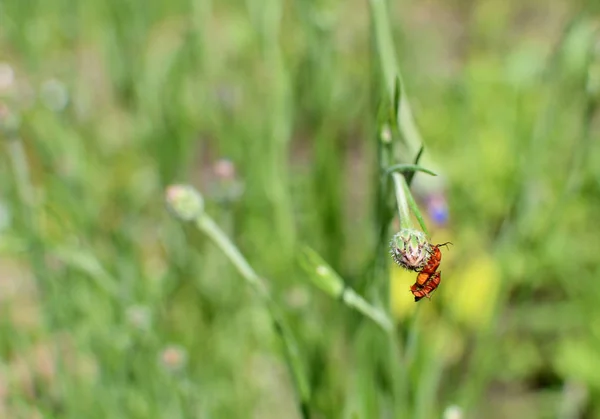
[1, 0, 600, 418]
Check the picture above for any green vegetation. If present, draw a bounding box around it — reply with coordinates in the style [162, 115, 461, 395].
[1, 0, 600, 418]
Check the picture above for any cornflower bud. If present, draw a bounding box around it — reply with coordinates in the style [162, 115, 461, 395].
[165, 184, 204, 221]
[389, 228, 431, 271]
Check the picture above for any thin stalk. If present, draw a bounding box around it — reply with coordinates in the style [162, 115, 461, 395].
[6, 139, 54, 322]
[195, 213, 311, 419]
[373, 123, 412, 419]
[391, 172, 413, 230]
[7, 140, 35, 208]
[368, 0, 399, 95]
[391, 170, 430, 235]
[368, 0, 424, 154]
[196, 215, 266, 294]
[369, 0, 444, 197]
[368, 1, 443, 416]
[404, 180, 429, 236]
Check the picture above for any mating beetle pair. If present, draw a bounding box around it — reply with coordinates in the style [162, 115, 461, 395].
[390, 232, 451, 302]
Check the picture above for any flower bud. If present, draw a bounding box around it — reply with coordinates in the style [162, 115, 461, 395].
[165, 184, 204, 221]
[211, 158, 244, 204]
[442, 405, 463, 419]
[380, 123, 392, 144]
[125, 305, 152, 331]
[389, 228, 431, 271]
[214, 158, 236, 180]
[159, 344, 187, 373]
[40, 78, 69, 112]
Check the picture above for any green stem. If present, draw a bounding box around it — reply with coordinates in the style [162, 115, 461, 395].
[195, 213, 311, 418]
[391, 172, 413, 230]
[6, 139, 54, 325]
[391, 172, 429, 236]
[196, 215, 266, 294]
[368, 0, 422, 152]
[403, 180, 429, 237]
[369, 0, 443, 197]
[368, 0, 399, 95]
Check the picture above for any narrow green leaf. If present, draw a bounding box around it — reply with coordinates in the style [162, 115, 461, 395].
[406, 145, 426, 186]
[384, 164, 437, 178]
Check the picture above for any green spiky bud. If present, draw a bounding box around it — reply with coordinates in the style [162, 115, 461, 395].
[389, 228, 432, 271]
[165, 184, 204, 221]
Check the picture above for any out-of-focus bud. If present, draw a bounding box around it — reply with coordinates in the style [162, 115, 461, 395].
[298, 247, 345, 298]
[442, 405, 463, 419]
[125, 305, 152, 331]
[165, 184, 204, 221]
[389, 228, 432, 271]
[40, 78, 69, 112]
[380, 123, 392, 144]
[214, 159, 236, 180]
[211, 158, 244, 204]
[159, 344, 187, 373]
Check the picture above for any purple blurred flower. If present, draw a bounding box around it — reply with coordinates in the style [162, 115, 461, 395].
[213, 159, 236, 181]
[426, 193, 449, 226]
[211, 158, 244, 203]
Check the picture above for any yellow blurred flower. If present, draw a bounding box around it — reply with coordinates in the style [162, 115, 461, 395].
[442, 252, 501, 330]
